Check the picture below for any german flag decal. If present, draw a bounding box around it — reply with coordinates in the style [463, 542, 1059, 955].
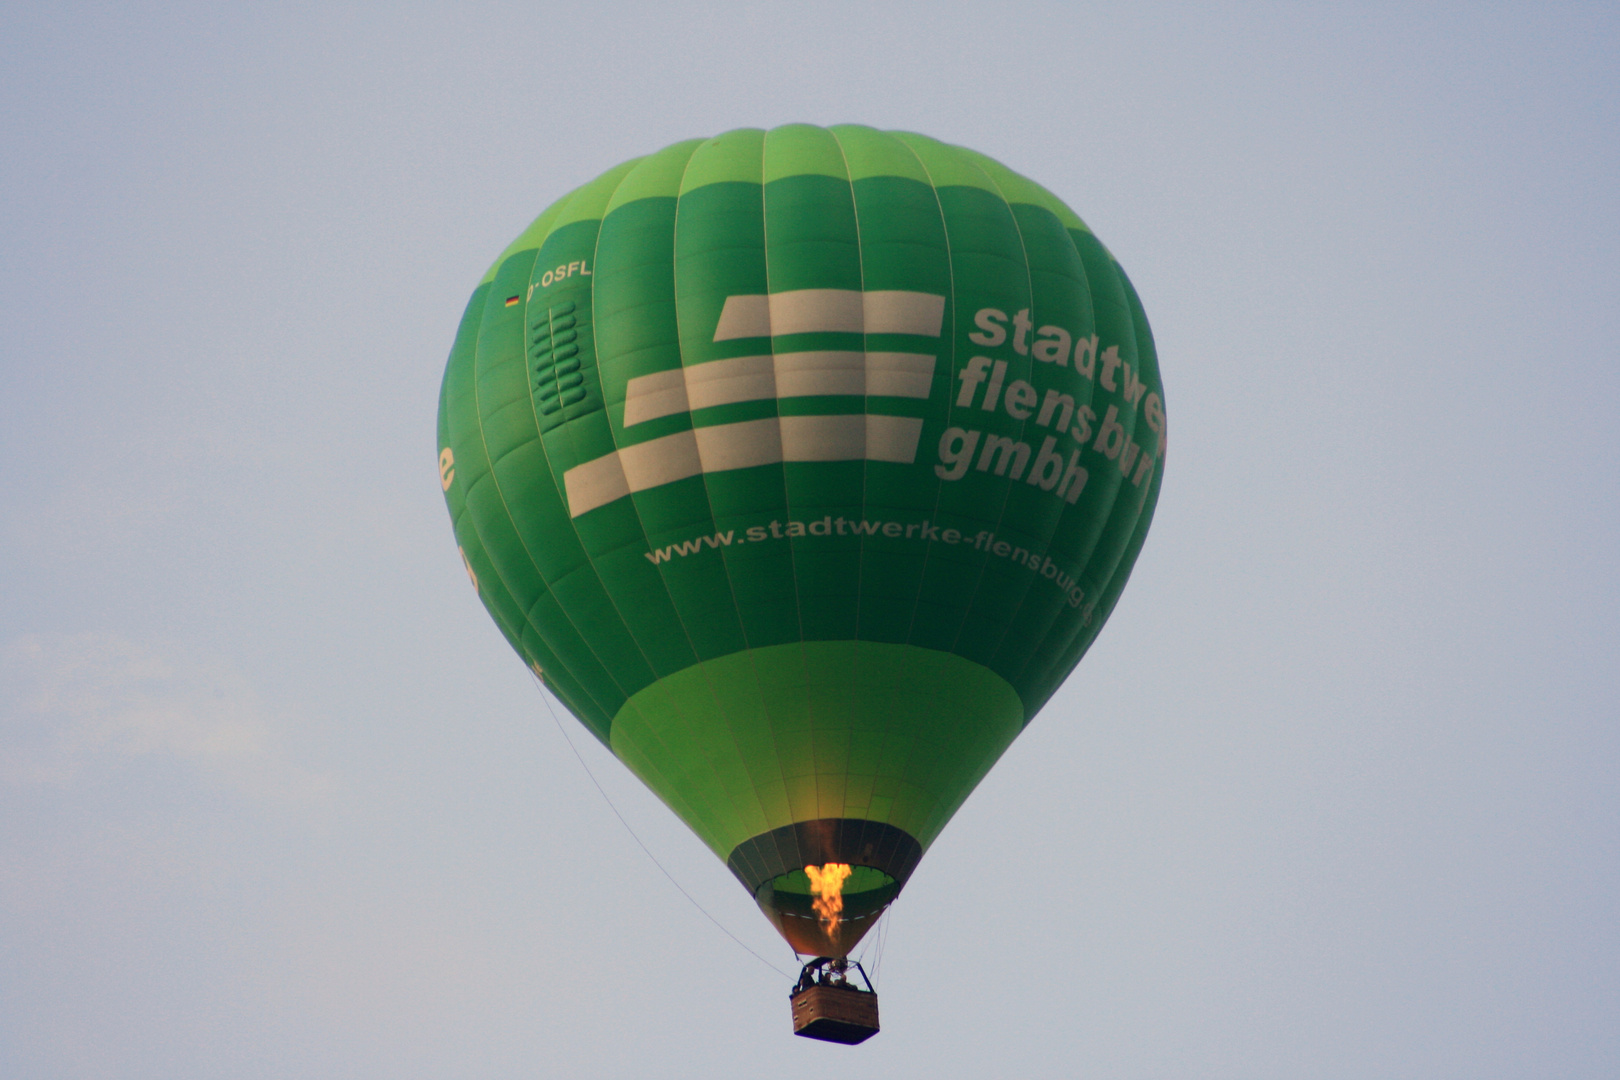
[505, 295, 520, 307]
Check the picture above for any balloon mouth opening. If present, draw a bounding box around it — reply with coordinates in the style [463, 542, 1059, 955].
[769, 864, 895, 898]
[757, 866, 900, 957]
[726, 818, 923, 956]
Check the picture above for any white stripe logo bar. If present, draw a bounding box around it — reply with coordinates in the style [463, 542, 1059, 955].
[561, 289, 945, 518]
[712, 289, 945, 341]
[622, 351, 936, 426]
[564, 416, 925, 518]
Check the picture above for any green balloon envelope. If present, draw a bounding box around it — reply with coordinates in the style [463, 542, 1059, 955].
[438, 125, 1166, 957]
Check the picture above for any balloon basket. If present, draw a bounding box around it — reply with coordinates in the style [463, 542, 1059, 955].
[789, 958, 879, 1045]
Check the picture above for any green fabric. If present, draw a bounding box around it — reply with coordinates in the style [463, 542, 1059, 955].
[610, 641, 1025, 860]
[677, 128, 766, 192]
[439, 124, 1165, 899]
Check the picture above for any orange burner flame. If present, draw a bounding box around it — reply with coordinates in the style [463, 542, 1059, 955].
[805, 863, 854, 937]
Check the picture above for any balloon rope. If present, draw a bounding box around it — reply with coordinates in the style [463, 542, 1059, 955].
[851, 906, 890, 990]
[528, 673, 792, 979]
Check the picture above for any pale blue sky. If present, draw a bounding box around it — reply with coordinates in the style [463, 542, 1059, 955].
[3, 3, 1616, 1077]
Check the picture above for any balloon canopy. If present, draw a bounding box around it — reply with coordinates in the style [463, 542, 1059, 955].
[438, 125, 1165, 958]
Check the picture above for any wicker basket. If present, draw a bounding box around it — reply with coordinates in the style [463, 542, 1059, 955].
[790, 984, 880, 1044]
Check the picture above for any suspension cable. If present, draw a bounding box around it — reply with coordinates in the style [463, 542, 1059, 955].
[527, 672, 792, 979]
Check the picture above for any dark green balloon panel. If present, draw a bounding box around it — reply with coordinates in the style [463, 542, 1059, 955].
[438, 125, 1164, 955]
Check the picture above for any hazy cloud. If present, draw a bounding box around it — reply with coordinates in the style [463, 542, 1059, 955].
[1, 633, 331, 801]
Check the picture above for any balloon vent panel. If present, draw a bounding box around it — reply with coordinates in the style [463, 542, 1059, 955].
[529, 299, 598, 432]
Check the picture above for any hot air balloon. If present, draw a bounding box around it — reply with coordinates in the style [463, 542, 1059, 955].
[437, 125, 1165, 1042]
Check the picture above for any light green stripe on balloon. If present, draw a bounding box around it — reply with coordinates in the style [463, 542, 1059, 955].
[677, 127, 767, 193]
[604, 138, 706, 216]
[609, 641, 1025, 859]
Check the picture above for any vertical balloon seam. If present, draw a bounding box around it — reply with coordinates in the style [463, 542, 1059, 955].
[1094, 428, 1164, 651]
[862, 129, 957, 646]
[968, 159, 1109, 679]
[909, 131, 1030, 679]
[651, 135, 781, 853]
[798, 130, 864, 834]
[1024, 248, 1139, 699]
[665, 130, 789, 830]
[757, 126, 828, 842]
[585, 141, 760, 852]
[1099, 267, 1162, 593]
[476, 160, 637, 288]
[823, 126, 881, 846]
[461, 208, 636, 725]
[879, 130, 989, 845]
[1015, 214, 1111, 675]
[946, 159, 1049, 670]
[831, 126, 913, 661]
[823, 123, 876, 862]
[941, 156, 1059, 672]
[547, 157, 689, 769]
[789, 127, 848, 836]
[502, 187, 643, 714]
[883, 131, 964, 659]
[697, 134, 803, 854]
[659, 132, 784, 854]
[456, 495, 596, 730]
[975, 171, 1148, 695]
[837, 126, 909, 862]
[868, 131, 980, 848]
[982, 219, 1096, 687]
[997, 234, 1131, 698]
[442, 424, 528, 679]
[472, 252, 646, 718]
[983, 205, 1109, 689]
[538, 157, 686, 709]
[852, 128, 964, 853]
[930, 147, 1046, 822]
[591, 144, 721, 762]
[536, 161, 675, 696]
[1011, 237, 1130, 699]
[887, 135, 1023, 667]
[752, 127, 825, 850]
[682, 129, 799, 854]
[1120, 269, 1163, 402]
[442, 291, 611, 734]
[1040, 229, 1113, 689]
[886, 135, 1089, 823]
[671, 135, 795, 838]
[451, 271, 625, 729]
[466, 469, 620, 736]
[522, 220, 677, 708]
[724, 131, 817, 846]
[439, 318, 536, 678]
[881, 133, 999, 842]
[1084, 459, 1161, 677]
[1046, 263, 1162, 689]
[574, 150, 705, 677]
[1010, 251, 1151, 702]
[468, 252, 644, 718]
[1063, 253, 1150, 641]
[835, 131, 913, 848]
[550, 156, 695, 694]
[841, 125, 915, 644]
[466, 259, 627, 717]
[1120, 270, 1166, 557]
[704, 132, 802, 850]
